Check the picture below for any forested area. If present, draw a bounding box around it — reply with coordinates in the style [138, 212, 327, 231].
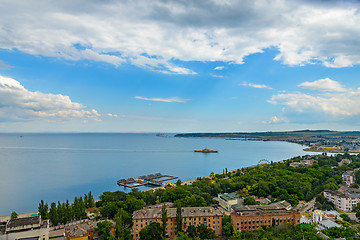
[37, 154, 360, 239]
[38, 192, 95, 225]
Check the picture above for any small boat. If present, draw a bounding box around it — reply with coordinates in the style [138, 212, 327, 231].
[194, 148, 218, 153]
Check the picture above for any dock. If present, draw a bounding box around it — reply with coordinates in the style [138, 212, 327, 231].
[117, 173, 177, 188]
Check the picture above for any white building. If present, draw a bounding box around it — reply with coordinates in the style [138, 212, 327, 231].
[217, 192, 240, 211]
[324, 189, 360, 212]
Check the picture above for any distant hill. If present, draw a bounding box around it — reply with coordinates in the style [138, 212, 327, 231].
[174, 130, 360, 144]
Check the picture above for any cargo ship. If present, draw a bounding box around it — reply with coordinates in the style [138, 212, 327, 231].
[194, 148, 218, 153]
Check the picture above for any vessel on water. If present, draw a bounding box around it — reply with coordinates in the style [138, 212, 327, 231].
[194, 148, 218, 153]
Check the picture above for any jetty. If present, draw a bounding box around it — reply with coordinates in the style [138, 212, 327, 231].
[117, 173, 177, 188]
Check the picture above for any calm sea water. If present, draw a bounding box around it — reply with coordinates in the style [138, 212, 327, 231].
[0, 133, 314, 215]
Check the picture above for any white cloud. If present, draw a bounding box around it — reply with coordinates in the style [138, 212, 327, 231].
[0, 0, 360, 73]
[214, 66, 224, 70]
[269, 89, 360, 116]
[107, 113, 119, 118]
[241, 82, 273, 90]
[269, 116, 283, 123]
[261, 116, 284, 124]
[0, 60, 13, 70]
[134, 96, 190, 103]
[211, 74, 223, 78]
[298, 78, 346, 92]
[0, 75, 101, 121]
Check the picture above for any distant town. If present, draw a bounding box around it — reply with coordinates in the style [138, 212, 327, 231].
[176, 130, 360, 153]
[2, 150, 360, 239]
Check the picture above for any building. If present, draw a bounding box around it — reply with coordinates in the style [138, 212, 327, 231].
[342, 170, 356, 186]
[217, 192, 241, 211]
[65, 220, 114, 240]
[132, 206, 222, 239]
[324, 189, 360, 211]
[318, 219, 341, 230]
[232, 200, 292, 212]
[0, 216, 49, 240]
[338, 159, 352, 166]
[289, 159, 318, 168]
[231, 208, 300, 232]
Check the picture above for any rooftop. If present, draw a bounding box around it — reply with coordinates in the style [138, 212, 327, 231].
[233, 209, 295, 217]
[219, 192, 239, 202]
[7, 216, 40, 229]
[133, 207, 222, 219]
[65, 221, 100, 238]
[319, 219, 341, 229]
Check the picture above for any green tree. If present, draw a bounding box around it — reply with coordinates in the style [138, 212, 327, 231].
[10, 211, 18, 219]
[139, 222, 162, 240]
[186, 225, 197, 238]
[176, 205, 183, 234]
[49, 202, 59, 226]
[95, 220, 115, 240]
[161, 203, 168, 237]
[38, 200, 49, 220]
[114, 208, 131, 240]
[222, 215, 233, 237]
[243, 196, 259, 205]
[197, 224, 215, 239]
[340, 213, 351, 223]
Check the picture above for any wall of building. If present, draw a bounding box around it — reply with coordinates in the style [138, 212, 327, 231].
[0, 227, 49, 240]
[231, 212, 300, 232]
[133, 215, 222, 239]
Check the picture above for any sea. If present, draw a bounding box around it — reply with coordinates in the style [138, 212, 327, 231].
[0, 133, 316, 216]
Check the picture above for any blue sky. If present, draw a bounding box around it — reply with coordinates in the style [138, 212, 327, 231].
[1, 0, 360, 132]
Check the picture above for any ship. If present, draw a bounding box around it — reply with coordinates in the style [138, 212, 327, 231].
[194, 148, 218, 153]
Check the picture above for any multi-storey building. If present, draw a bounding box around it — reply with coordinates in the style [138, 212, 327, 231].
[0, 216, 49, 240]
[324, 189, 360, 211]
[217, 192, 241, 211]
[231, 208, 300, 232]
[132, 206, 222, 239]
[342, 170, 356, 186]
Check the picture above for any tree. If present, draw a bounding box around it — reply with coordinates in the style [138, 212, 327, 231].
[340, 213, 351, 223]
[161, 203, 168, 237]
[176, 205, 183, 234]
[95, 220, 115, 240]
[222, 215, 233, 237]
[38, 200, 49, 220]
[10, 211, 18, 219]
[49, 202, 59, 226]
[197, 224, 215, 239]
[115, 208, 131, 240]
[186, 225, 197, 238]
[139, 222, 162, 240]
[243, 196, 259, 205]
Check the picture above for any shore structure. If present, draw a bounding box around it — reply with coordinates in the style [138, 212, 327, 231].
[0, 215, 49, 240]
[132, 206, 222, 239]
[231, 208, 300, 232]
[117, 173, 177, 188]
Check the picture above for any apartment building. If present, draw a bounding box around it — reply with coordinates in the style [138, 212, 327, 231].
[0, 216, 49, 240]
[342, 170, 356, 186]
[231, 208, 300, 232]
[132, 206, 222, 239]
[324, 189, 360, 211]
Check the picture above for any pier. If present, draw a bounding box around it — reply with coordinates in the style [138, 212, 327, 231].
[117, 173, 177, 188]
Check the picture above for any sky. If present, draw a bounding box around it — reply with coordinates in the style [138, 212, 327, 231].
[0, 0, 360, 132]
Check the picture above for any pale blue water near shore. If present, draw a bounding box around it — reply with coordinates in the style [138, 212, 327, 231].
[0, 133, 315, 215]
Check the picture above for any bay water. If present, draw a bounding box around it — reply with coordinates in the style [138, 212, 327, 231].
[0, 133, 313, 215]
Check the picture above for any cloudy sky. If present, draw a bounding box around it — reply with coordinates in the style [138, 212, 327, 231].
[0, 0, 360, 132]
